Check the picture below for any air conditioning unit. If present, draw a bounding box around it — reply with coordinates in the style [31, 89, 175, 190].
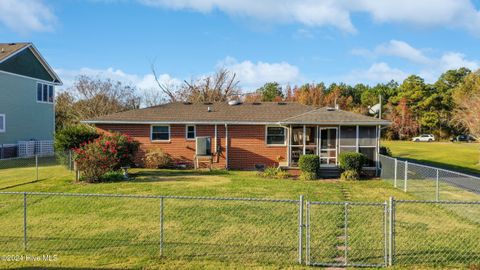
[196, 137, 211, 156]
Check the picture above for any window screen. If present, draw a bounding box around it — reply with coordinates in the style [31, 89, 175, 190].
[266, 127, 286, 145]
[359, 126, 377, 146]
[359, 147, 376, 167]
[186, 125, 195, 139]
[340, 126, 356, 146]
[152, 126, 170, 141]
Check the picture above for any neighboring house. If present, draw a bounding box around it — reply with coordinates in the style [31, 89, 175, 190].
[84, 102, 389, 175]
[0, 43, 62, 158]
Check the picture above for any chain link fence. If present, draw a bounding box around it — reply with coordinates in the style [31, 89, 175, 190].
[0, 192, 302, 266]
[306, 201, 387, 267]
[391, 199, 480, 266]
[0, 152, 73, 190]
[379, 154, 480, 201]
[0, 191, 479, 267]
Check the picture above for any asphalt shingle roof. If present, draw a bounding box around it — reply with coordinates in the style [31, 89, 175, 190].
[0, 43, 31, 62]
[85, 102, 390, 125]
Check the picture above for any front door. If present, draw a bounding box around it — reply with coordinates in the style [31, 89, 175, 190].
[319, 128, 338, 166]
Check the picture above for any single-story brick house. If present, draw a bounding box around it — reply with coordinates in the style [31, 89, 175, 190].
[84, 101, 389, 175]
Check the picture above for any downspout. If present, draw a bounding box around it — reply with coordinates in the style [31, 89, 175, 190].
[214, 124, 218, 163]
[225, 123, 229, 170]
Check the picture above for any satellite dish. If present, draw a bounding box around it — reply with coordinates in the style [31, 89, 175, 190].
[368, 103, 381, 115]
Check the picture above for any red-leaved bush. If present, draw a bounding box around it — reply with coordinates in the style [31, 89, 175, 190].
[73, 133, 139, 182]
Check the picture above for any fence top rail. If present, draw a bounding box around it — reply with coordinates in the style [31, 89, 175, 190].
[0, 191, 300, 203]
[379, 154, 480, 180]
[308, 201, 386, 206]
[396, 199, 480, 205]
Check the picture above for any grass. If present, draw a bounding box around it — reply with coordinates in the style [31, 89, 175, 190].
[382, 140, 480, 176]
[0, 158, 479, 269]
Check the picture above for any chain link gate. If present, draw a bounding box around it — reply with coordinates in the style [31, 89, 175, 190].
[305, 201, 388, 267]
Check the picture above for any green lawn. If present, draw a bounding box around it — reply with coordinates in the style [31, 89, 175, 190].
[0, 159, 479, 269]
[382, 140, 480, 175]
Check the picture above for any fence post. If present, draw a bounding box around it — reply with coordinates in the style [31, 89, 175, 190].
[298, 195, 304, 264]
[23, 192, 27, 251]
[344, 202, 348, 266]
[384, 200, 388, 267]
[394, 159, 398, 188]
[436, 169, 440, 201]
[404, 161, 408, 192]
[159, 197, 164, 257]
[388, 196, 395, 266]
[35, 154, 39, 181]
[305, 201, 310, 265]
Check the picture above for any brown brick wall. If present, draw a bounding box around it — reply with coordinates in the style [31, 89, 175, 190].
[95, 124, 287, 170]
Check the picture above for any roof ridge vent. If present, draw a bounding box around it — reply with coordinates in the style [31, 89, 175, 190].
[277, 102, 287, 105]
[183, 102, 192, 105]
[252, 102, 261, 105]
[326, 107, 336, 111]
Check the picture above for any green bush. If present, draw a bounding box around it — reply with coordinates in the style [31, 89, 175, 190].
[340, 169, 359, 181]
[55, 125, 99, 151]
[260, 167, 291, 179]
[299, 172, 316, 181]
[379, 146, 392, 156]
[298, 155, 320, 180]
[338, 152, 366, 173]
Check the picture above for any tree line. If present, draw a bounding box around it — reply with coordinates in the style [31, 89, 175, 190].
[56, 67, 480, 141]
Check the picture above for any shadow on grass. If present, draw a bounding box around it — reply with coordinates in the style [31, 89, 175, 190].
[128, 169, 230, 183]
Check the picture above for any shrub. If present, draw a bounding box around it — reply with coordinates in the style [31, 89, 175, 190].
[298, 155, 320, 180]
[338, 152, 366, 173]
[340, 169, 359, 181]
[260, 166, 291, 179]
[379, 146, 392, 156]
[143, 149, 172, 169]
[99, 171, 126, 182]
[73, 133, 139, 183]
[55, 125, 99, 151]
[299, 172, 316, 181]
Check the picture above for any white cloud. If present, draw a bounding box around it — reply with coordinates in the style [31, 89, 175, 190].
[218, 57, 301, 90]
[54, 67, 181, 92]
[0, 0, 56, 33]
[351, 40, 431, 64]
[376, 40, 431, 64]
[438, 52, 479, 71]
[344, 62, 408, 84]
[55, 57, 301, 93]
[139, 0, 480, 35]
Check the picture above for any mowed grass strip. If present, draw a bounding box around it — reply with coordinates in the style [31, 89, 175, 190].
[382, 140, 480, 175]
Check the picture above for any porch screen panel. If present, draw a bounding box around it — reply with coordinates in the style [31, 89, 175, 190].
[340, 126, 356, 146]
[359, 147, 376, 167]
[358, 126, 376, 146]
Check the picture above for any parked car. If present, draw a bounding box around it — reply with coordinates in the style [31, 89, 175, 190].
[412, 134, 435, 142]
[450, 135, 476, 142]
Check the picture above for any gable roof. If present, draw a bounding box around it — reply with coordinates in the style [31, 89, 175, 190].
[84, 102, 390, 125]
[0, 42, 62, 85]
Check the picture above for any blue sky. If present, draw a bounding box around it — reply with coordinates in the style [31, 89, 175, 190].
[1, 0, 480, 92]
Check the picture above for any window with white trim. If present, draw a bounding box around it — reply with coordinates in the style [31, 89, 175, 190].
[266, 126, 286, 145]
[0, 114, 5, 133]
[37, 83, 54, 103]
[186, 125, 196, 140]
[151, 125, 170, 141]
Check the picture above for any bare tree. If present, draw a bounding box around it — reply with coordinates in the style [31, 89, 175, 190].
[56, 75, 141, 127]
[140, 88, 167, 107]
[178, 68, 241, 103]
[151, 62, 178, 102]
